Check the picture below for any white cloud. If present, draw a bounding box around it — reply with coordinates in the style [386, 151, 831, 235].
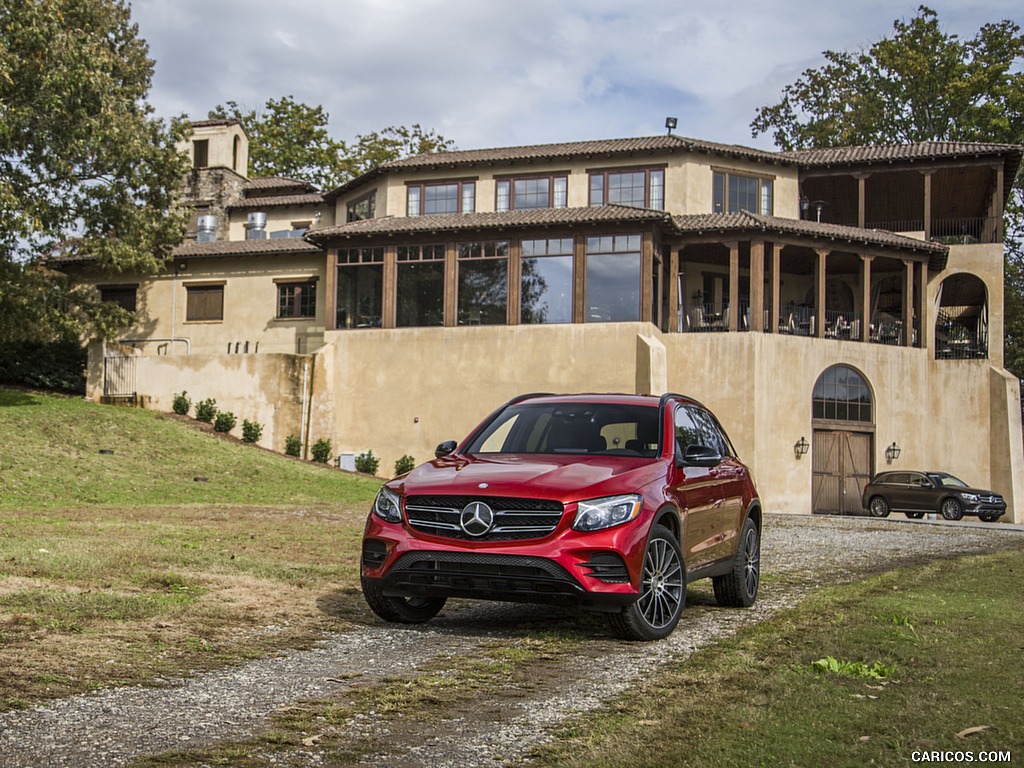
[132, 0, 1020, 151]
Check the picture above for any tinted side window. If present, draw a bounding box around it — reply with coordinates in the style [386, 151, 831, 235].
[886, 473, 910, 485]
[689, 406, 728, 456]
[674, 406, 702, 451]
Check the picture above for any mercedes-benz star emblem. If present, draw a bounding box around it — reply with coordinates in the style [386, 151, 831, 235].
[460, 501, 495, 537]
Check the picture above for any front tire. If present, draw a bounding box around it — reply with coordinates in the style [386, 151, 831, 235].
[940, 498, 963, 521]
[361, 578, 447, 624]
[607, 525, 685, 641]
[713, 517, 760, 607]
[868, 496, 890, 518]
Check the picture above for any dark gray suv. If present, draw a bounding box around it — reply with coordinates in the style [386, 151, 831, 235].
[862, 471, 1006, 522]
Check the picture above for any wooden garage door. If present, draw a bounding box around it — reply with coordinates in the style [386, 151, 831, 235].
[812, 430, 872, 514]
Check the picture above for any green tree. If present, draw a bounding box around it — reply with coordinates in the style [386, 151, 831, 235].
[0, 0, 189, 342]
[210, 96, 453, 189]
[751, 5, 1024, 404]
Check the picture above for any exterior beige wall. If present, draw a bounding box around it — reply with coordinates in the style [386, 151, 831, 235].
[84, 342, 311, 454]
[662, 332, 1021, 522]
[336, 151, 802, 220]
[929, 243, 1004, 366]
[80, 253, 327, 356]
[175, 123, 248, 175]
[228, 204, 323, 241]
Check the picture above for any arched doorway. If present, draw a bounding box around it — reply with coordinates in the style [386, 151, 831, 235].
[811, 365, 875, 515]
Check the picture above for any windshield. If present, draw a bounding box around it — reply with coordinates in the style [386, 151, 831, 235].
[927, 473, 967, 488]
[466, 402, 660, 457]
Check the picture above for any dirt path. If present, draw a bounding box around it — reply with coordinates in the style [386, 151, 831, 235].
[1, 515, 1020, 768]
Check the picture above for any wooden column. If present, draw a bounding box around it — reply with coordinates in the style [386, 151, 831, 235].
[923, 171, 933, 240]
[383, 245, 397, 329]
[770, 244, 781, 333]
[728, 241, 739, 332]
[508, 240, 521, 325]
[324, 248, 338, 331]
[573, 235, 586, 324]
[668, 246, 679, 333]
[994, 164, 1005, 241]
[855, 174, 868, 228]
[859, 255, 872, 342]
[815, 248, 828, 338]
[443, 242, 457, 327]
[916, 261, 928, 350]
[902, 259, 914, 347]
[750, 240, 765, 332]
[641, 232, 654, 324]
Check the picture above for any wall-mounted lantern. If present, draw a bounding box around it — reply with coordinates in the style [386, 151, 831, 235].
[885, 441, 901, 464]
[794, 436, 809, 459]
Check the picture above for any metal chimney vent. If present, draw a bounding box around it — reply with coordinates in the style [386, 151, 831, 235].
[246, 211, 268, 240]
[197, 215, 217, 242]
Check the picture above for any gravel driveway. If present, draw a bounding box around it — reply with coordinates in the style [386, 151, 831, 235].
[1, 514, 1021, 768]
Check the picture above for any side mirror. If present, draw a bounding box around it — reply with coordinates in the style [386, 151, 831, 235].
[678, 443, 722, 468]
[435, 440, 458, 458]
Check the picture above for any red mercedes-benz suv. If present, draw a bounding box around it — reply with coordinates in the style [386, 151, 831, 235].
[360, 393, 761, 640]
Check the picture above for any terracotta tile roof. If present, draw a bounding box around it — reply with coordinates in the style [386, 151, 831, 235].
[172, 238, 323, 258]
[245, 177, 317, 193]
[308, 205, 671, 239]
[325, 135, 790, 200]
[227, 193, 324, 210]
[673, 212, 948, 269]
[785, 140, 1021, 166]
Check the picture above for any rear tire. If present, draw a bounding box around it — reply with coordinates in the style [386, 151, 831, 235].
[607, 525, 685, 641]
[361, 578, 447, 624]
[868, 496, 890, 518]
[713, 517, 760, 608]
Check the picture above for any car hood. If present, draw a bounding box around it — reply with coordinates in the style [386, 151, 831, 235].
[392, 453, 666, 503]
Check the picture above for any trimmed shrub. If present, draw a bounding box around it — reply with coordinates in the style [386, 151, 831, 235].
[194, 398, 217, 423]
[213, 411, 236, 433]
[241, 419, 263, 444]
[355, 450, 380, 475]
[0, 340, 86, 394]
[394, 454, 416, 475]
[171, 391, 191, 416]
[284, 434, 301, 457]
[311, 438, 332, 464]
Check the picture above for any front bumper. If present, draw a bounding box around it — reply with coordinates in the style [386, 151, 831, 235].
[361, 510, 649, 611]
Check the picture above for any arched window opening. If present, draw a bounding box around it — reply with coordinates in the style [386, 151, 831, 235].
[812, 365, 873, 423]
[935, 274, 988, 359]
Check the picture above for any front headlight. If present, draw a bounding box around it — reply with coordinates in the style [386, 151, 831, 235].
[572, 494, 643, 532]
[960, 492, 980, 502]
[373, 486, 402, 523]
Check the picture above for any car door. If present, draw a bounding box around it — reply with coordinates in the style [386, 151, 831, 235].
[883, 473, 911, 511]
[666, 404, 728, 572]
[905, 472, 933, 513]
[693, 405, 746, 562]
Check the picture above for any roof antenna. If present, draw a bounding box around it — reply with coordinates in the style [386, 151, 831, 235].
[665, 117, 678, 136]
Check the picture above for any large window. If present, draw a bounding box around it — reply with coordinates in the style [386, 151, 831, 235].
[98, 284, 138, 313]
[712, 171, 773, 215]
[185, 284, 224, 322]
[495, 175, 568, 211]
[277, 280, 317, 319]
[812, 365, 872, 422]
[346, 192, 376, 222]
[397, 244, 445, 326]
[457, 241, 508, 325]
[337, 247, 384, 328]
[585, 234, 642, 322]
[521, 238, 574, 324]
[407, 181, 475, 216]
[589, 168, 665, 210]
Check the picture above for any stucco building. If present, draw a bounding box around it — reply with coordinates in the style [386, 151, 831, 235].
[67, 119, 1023, 521]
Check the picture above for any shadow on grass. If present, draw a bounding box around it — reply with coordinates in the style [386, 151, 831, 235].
[0, 388, 42, 407]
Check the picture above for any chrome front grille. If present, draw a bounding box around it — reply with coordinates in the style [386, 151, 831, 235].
[978, 494, 1002, 504]
[405, 495, 564, 541]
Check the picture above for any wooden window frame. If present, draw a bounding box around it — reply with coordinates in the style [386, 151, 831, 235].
[711, 168, 775, 215]
[494, 172, 570, 211]
[406, 179, 477, 216]
[274, 278, 319, 320]
[98, 284, 138, 313]
[346, 191, 376, 222]
[587, 166, 667, 209]
[184, 281, 225, 322]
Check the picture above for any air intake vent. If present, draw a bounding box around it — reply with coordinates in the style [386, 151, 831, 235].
[197, 215, 216, 242]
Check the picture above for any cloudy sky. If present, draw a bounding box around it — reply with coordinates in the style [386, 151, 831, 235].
[131, 0, 1021, 153]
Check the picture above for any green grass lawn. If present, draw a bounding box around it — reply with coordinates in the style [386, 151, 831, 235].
[0, 387, 380, 710]
[529, 550, 1024, 768]
[0, 388, 381, 508]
